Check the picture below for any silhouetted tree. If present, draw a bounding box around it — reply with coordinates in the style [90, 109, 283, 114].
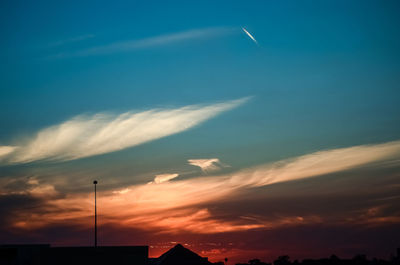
[330, 255, 339, 261]
[235, 259, 270, 265]
[353, 254, 368, 265]
[274, 255, 291, 265]
[249, 259, 271, 265]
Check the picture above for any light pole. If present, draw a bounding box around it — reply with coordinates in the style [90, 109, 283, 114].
[93, 180, 98, 248]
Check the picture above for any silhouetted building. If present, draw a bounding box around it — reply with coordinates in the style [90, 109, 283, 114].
[0, 244, 148, 265]
[0, 244, 50, 265]
[150, 244, 213, 265]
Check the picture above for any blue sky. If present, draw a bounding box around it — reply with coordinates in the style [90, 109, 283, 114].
[1, 0, 400, 152]
[1, 0, 400, 262]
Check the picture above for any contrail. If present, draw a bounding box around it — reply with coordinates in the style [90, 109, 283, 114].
[242, 27, 258, 45]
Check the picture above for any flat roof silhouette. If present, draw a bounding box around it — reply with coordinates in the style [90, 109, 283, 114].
[0, 244, 148, 265]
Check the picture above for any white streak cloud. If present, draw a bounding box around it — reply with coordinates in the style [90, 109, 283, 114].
[48, 34, 95, 47]
[52, 27, 234, 58]
[188, 158, 225, 172]
[235, 140, 400, 188]
[151, 173, 180, 184]
[0, 98, 248, 164]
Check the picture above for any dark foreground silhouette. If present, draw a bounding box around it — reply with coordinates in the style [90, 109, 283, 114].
[234, 252, 400, 265]
[149, 243, 211, 265]
[1, 243, 399, 265]
[0, 245, 148, 265]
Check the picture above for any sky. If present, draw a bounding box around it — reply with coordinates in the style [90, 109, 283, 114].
[1, 0, 400, 263]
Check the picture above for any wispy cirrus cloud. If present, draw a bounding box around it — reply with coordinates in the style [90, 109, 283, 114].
[6, 140, 400, 233]
[188, 158, 226, 173]
[48, 34, 95, 48]
[0, 98, 248, 164]
[0, 177, 58, 198]
[0, 146, 16, 158]
[150, 173, 180, 184]
[51, 27, 234, 58]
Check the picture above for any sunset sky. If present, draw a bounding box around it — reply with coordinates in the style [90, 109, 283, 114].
[1, 0, 400, 263]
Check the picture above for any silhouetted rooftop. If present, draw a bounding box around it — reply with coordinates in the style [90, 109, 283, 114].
[151, 244, 213, 265]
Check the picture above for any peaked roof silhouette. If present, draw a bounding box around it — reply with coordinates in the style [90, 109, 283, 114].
[154, 244, 213, 265]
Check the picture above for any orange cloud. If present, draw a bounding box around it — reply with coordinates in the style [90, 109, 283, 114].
[5, 140, 400, 234]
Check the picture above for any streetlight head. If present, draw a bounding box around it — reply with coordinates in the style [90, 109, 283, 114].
[93, 180, 98, 185]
